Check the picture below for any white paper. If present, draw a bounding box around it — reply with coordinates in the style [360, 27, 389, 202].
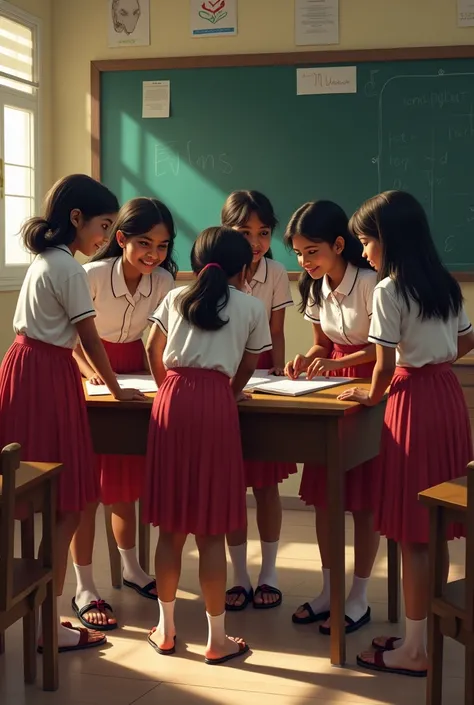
[245, 374, 354, 397]
[295, 0, 339, 46]
[108, 0, 150, 48]
[191, 0, 237, 37]
[297, 66, 357, 95]
[458, 0, 474, 26]
[86, 374, 158, 396]
[142, 81, 170, 119]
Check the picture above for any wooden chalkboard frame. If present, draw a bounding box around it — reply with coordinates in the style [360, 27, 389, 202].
[91, 46, 474, 282]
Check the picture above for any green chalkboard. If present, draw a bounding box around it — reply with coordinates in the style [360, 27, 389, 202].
[99, 57, 474, 272]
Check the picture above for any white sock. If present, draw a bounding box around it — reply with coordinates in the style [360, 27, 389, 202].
[402, 617, 427, 656]
[308, 567, 331, 614]
[206, 611, 226, 650]
[74, 563, 100, 607]
[118, 546, 153, 588]
[38, 609, 80, 648]
[258, 540, 279, 588]
[345, 574, 369, 623]
[228, 543, 251, 591]
[157, 599, 176, 639]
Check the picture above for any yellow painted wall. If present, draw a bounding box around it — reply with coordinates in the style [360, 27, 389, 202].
[3, 0, 474, 360]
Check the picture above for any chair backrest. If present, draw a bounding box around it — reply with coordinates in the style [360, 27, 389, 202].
[0, 443, 21, 611]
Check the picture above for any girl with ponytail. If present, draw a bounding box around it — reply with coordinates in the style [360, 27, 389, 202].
[144, 226, 272, 665]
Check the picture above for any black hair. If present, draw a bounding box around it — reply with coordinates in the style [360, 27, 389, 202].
[221, 190, 277, 259]
[91, 197, 178, 278]
[21, 174, 119, 255]
[178, 226, 253, 331]
[349, 190, 463, 320]
[284, 200, 371, 312]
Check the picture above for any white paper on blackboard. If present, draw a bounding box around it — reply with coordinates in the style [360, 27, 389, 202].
[458, 0, 474, 26]
[142, 80, 170, 118]
[297, 66, 356, 95]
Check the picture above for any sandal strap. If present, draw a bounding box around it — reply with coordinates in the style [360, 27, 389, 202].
[141, 580, 156, 594]
[226, 586, 251, 597]
[255, 584, 282, 597]
[78, 599, 113, 619]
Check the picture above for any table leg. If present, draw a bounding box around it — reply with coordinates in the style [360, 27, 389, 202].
[326, 421, 346, 667]
[138, 500, 150, 575]
[387, 539, 401, 623]
[41, 478, 58, 691]
[426, 507, 444, 705]
[20, 513, 37, 684]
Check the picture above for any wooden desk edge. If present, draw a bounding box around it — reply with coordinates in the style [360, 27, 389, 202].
[83, 379, 387, 416]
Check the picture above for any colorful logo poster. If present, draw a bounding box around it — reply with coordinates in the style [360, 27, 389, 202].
[190, 0, 237, 37]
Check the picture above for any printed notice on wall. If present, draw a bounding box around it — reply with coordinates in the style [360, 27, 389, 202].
[108, 0, 150, 48]
[142, 81, 170, 118]
[295, 0, 339, 46]
[191, 0, 237, 37]
[458, 0, 474, 26]
[297, 66, 356, 96]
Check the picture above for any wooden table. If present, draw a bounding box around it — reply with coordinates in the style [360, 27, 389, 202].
[0, 459, 62, 690]
[85, 379, 387, 667]
[419, 474, 472, 705]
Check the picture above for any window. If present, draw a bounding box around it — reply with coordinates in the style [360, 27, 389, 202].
[0, 3, 39, 290]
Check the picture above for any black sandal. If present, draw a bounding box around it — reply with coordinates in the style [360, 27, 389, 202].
[292, 602, 330, 624]
[71, 597, 118, 631]
[225, 586, 254, 612]
[319, 607, 371, 635]
[253, 584, 282, 610]
[123, 578, 157, 600]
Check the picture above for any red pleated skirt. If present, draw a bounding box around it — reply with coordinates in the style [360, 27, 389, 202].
[99, 339, 146, 505]
[244, 349, 297, 489]
[299, 343, 378, 511]
[374, 363, 472, 544]
[0, 335, 97, 513]
[144, 368, 247, 535]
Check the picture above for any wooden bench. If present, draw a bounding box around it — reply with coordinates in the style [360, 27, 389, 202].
[419, 465, 474, 705]
[0, 443, 63, 691]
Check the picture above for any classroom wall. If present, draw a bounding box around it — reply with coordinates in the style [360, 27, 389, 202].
[0, 0, 53, 355]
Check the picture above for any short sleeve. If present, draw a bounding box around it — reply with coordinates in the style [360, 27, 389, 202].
[364, 275, 377, 319]
[57, 271, 96, 325]
[271, 267, 293, 311]
[149, 291, 171, 335]
[304, 301, 320, 324]
[83, 264, 97, 301]
[368, 286, 401, 348]
[245, 301, 272, 354]
[458, 306, 473, 337]
[158, 271, 175, 304]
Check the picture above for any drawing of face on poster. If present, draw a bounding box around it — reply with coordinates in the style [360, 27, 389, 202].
[108, 0, 150, 47]
[112, 0, 141, 35]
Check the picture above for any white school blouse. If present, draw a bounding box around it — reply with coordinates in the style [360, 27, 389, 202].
[304, 263, 377, 346]
[150, 285, 272, 378]
[368, 277, 473, 367]
[14, 245, 95, 349]
[245, 257, 293, 319]
[84, 257, 174, 343]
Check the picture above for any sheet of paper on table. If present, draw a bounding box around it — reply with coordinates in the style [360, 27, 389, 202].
[85, 374, 158, 396]
[245, 371, 354, 397]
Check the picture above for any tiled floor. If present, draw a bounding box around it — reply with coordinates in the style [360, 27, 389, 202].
[0, 507, 466, 704]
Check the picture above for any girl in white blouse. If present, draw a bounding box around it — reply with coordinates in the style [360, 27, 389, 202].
[222, 191, 295, 612]
[284, 201, 380, 636]
[144, 226, 272, 664]
[71, 198, 176, 631]
[340, 190, 474, 677]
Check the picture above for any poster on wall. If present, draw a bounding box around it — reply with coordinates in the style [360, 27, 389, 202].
[108, 0, 150, 48]
[458, 0, 474, 26]
[295, 0, 339, 46]
[190, 0, 238, 37]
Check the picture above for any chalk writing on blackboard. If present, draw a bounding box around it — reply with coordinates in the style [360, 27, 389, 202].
[378, 72, 474, 266]
[154, 140, 233, 178]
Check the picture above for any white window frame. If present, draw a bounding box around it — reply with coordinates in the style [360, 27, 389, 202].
[0, 1, 41, 291]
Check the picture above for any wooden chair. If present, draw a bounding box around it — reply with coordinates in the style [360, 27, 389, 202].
[0, 443, 61, 691]
[419, 464, 474, 705]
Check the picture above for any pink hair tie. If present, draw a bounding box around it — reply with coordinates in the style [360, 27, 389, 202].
[200, 263, 223, 275]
